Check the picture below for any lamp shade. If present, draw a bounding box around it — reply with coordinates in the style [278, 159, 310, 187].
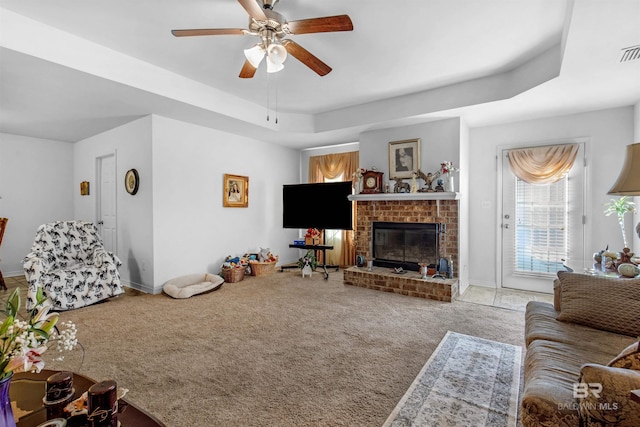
[244, 44, 265, 68]
[267, 43, 287, 66]
[608, 143, 640, 195]
[266, 56, 284, 73]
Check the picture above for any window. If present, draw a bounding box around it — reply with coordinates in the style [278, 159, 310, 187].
[514, 177, 568, 275]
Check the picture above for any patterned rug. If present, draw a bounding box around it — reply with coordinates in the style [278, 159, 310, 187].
[383, 331, 522, 427]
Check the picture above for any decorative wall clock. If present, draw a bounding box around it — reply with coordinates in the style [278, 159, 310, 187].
[125, 169, 139, 195]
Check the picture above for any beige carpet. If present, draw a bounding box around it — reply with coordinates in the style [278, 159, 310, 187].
[11, 271, 526, 427]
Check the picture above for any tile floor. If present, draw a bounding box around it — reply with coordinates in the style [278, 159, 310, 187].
[458, 284, 554, 311]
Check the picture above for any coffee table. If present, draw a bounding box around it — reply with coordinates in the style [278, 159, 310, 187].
[10, 369, 165, 427]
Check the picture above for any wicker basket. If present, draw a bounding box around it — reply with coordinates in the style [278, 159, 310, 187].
[249, 257, 278, 277]
[222, 267, 245, 283]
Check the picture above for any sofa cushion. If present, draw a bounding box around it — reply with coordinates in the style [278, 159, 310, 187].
[555, 271, 640, 337]
[607, 341, 640, 370]
[525, 301, 636, 354]
[577, 364, 640, 426]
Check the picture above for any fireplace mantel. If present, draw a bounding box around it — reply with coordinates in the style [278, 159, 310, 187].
[348, 192, 460, 202]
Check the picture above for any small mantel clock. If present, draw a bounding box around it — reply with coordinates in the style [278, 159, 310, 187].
[361, 170, 384, 193]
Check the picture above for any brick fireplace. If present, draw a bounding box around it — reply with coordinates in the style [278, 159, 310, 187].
[344, 194, 460, 301]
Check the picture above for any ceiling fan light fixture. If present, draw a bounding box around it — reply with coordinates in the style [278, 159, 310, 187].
[266, 56, 285, 73]
[244, 44, 265, 68]
[267, 43, 288, 65]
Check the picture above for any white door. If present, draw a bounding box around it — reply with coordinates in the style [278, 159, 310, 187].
[97, 154, 117, 253]
[500, 143, 585, 293]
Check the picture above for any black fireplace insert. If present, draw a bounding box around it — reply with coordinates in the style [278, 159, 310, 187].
[372, 222, 443, 271]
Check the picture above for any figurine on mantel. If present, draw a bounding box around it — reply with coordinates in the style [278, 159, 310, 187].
[393, 177, 410, 193]
[416, 169, 440, 192]
[410, 172, 418, 193]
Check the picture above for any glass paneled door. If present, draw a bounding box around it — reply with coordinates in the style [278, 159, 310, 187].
[500, 143, 585, 293]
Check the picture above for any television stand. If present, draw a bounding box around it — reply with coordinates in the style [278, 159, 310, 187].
[282, 244, 337, 280]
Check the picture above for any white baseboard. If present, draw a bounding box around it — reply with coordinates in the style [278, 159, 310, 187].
[121, 280, 159, 295]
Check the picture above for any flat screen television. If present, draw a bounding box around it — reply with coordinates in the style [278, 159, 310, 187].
[283, 181, 353, 230]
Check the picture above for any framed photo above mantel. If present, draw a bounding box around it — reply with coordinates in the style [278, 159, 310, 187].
[389, 138, 421, 179]
[223, 174, 248, 208]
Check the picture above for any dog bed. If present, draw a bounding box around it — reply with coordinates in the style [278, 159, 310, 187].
[163, 273, 224, 299]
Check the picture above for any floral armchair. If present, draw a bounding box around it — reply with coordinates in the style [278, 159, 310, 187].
[23, 221, 124, 311]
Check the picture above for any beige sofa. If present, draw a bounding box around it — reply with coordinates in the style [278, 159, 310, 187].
[521, 271, 640, 426]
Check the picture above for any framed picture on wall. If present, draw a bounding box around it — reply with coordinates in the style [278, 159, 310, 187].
[389, 138, 420, 179]
[223, 174, 249, 208]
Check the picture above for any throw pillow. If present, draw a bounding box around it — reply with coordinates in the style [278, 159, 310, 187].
[577, 364, 640, 426]
[556, 271, 640, 337]
[553, 276, 562, 311]
[608, 341, 640, 370]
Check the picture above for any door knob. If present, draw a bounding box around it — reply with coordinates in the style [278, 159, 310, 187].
[97, 220, 104, 225]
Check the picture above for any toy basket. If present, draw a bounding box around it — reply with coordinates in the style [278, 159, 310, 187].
[222, 267, 245, 283]
[249, 257, 278, 277]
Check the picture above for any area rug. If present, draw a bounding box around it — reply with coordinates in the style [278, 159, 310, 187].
[383, 331, 522, 427]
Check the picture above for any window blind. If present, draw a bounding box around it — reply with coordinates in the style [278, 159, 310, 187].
[514, 176, 568, 275]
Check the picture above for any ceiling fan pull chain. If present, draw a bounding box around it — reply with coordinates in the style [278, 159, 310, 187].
[266, 73, 271, 122]
[275, 74, 279, 124]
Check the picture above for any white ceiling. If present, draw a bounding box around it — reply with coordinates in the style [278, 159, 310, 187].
[1, 0, 639, 149]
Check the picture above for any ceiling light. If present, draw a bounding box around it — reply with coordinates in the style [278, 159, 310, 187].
[244, 44, 265, 68]
[266, 56, 284, 73]
[267, 43, 287, 66]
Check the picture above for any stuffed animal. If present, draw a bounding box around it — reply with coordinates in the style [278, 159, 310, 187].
[259, 248, 270, 262]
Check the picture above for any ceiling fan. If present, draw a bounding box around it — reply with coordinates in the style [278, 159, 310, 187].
[171, 0, 353, 78]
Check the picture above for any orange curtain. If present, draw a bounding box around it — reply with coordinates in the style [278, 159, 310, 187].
[308, 151, 359, 267]
[507, 143, 579, 184]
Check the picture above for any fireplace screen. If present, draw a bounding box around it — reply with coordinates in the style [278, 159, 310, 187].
[372, 222, 442, 271]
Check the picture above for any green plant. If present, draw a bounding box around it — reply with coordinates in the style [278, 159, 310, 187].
[298, 250, 317, 270]
[604, 196, 637, 249]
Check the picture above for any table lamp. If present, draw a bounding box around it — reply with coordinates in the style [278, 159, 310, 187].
[608, 142, 640, 239]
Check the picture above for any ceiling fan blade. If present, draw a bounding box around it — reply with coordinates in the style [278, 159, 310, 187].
[287, 15, 353, 35]
[282, 40, 332, 76]
[172, 28, 246, 37]
[239, 60, 257, 78]
[237, 0, 267, 21]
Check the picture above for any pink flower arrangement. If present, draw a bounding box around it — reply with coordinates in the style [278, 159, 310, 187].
[440, 161, 459, 175]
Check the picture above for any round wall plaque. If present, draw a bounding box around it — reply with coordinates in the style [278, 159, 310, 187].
[125, 169, 139, 195]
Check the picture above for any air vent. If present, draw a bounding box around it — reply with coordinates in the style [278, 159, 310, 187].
[620, 44, 640, 62]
